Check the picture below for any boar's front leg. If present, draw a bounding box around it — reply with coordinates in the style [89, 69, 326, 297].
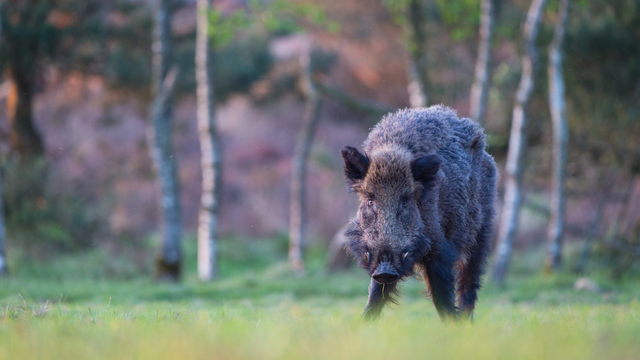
[362, 278, 397, 321]
[423, 241, 458, 320]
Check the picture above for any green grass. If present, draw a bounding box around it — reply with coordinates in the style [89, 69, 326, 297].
[1, 238, 639, 360]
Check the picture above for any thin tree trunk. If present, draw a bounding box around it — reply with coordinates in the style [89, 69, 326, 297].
[6, 72, 44, 160]
[612, 217, 640, 279]
[605, 174, 636, 243]
[0, 164, 6, 276]
[574, 174, 614, 274]
[4, 1, 45, 161]
[315, 83, 395, 118]
[289, 54, 323, 275]
[0, 10, 6, 277]
[544, 0, 570, 272]
[522, 197, 585, 237]
[617, 175, 638, 238]
[326, 224, 353, 272]
[151, 0, 182, 282]
[196, 0, 223, 281]
[469, 0, 497, 126]
[0, 165, 5, 277]
[406, 0, 429, 108]
[491, 0, 547, 284]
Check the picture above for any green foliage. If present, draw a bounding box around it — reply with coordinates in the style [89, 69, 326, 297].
[435, 0, 480, 40]
[380, 0, 412, 24]
[106, 46, 152, 88]
[198, 0, 340, 101]
[208, 9, 251, 49]
[564, 0, 640, 168]
[104, 0, 338, 97]
[100, 5, 154, 89]
[167, 35, 272, 101]
[252, 0, 340, 34]
[380, 0, 425, 60]
[208, 0, 340, 50]
[1, 159, 103, 254]
[589, 224, 640, 280]
[2, 0, 338, 97]
[381, 0, 480, 42]
[0, 0, 157, 91]
[0, 0, 59, 74]
[213, 36, 273, 102]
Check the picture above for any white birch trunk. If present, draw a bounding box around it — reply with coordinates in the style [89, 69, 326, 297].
[545, 0, 570, 271]
[0, 7, 6, 277]
[196, 0, 223, 281]
[491, 0, 547, 284]
[407, 60, 427, 108]
[151, 0, 182, 281]
[469, 0, 496, 126]
[407, 0, 429, 108]
[289, 54, 323, 275]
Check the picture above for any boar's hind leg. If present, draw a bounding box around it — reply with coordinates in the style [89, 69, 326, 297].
[362, 278, 398, 321]
[457, 223, 491, 320]
[456, 244, 486, 321]
[424, 242, 458, 320]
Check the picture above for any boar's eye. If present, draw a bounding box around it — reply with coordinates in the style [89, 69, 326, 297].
[366, 199, 376, 212]
[400, 201, 407, 209]
[364, 252, 370, 262]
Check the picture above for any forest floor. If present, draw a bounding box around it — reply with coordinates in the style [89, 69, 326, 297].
[1, 239, 639, 360]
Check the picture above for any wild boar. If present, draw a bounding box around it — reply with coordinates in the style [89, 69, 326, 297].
[341, 105, 497, 321]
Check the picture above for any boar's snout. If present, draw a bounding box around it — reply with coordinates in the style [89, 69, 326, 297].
[372, 262, 399, 284]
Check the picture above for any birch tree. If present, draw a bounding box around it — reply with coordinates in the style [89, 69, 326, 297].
[406, 0, 429, 107]
[0, 10, 6, 277]
[491, 0, 547, 284]
[545, 0, 570, 271]
[382, 0, 429, 107]
[469, 0, 498, 126]
[196, 0, 223, 281]
[289, 53, 323, 275]
[150, 0, 182, 281]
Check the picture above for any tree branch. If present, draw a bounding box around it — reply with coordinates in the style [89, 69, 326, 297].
[316, 83, 396, 119]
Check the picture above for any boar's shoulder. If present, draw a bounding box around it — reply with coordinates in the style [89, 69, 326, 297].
[363, 106, 487, 160]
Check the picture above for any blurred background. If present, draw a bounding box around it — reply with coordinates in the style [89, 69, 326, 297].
[0, 0, 638, 282]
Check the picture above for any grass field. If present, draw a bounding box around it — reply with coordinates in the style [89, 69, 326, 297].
[1, 238, 639, 360]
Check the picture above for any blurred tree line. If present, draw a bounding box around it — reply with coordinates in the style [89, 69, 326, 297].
[0, 0, 275, 274]
[0, 0, 638, 282]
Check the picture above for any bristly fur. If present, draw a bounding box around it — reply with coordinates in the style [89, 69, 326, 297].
[411, 154, 441, 197]
[341, 105, 498, 321]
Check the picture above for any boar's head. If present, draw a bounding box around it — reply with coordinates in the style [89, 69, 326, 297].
[341, 145, 441, 284]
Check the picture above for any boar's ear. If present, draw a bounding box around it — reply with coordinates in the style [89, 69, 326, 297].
[341, 146, 370, 190]
[411, 154, 441, 188]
